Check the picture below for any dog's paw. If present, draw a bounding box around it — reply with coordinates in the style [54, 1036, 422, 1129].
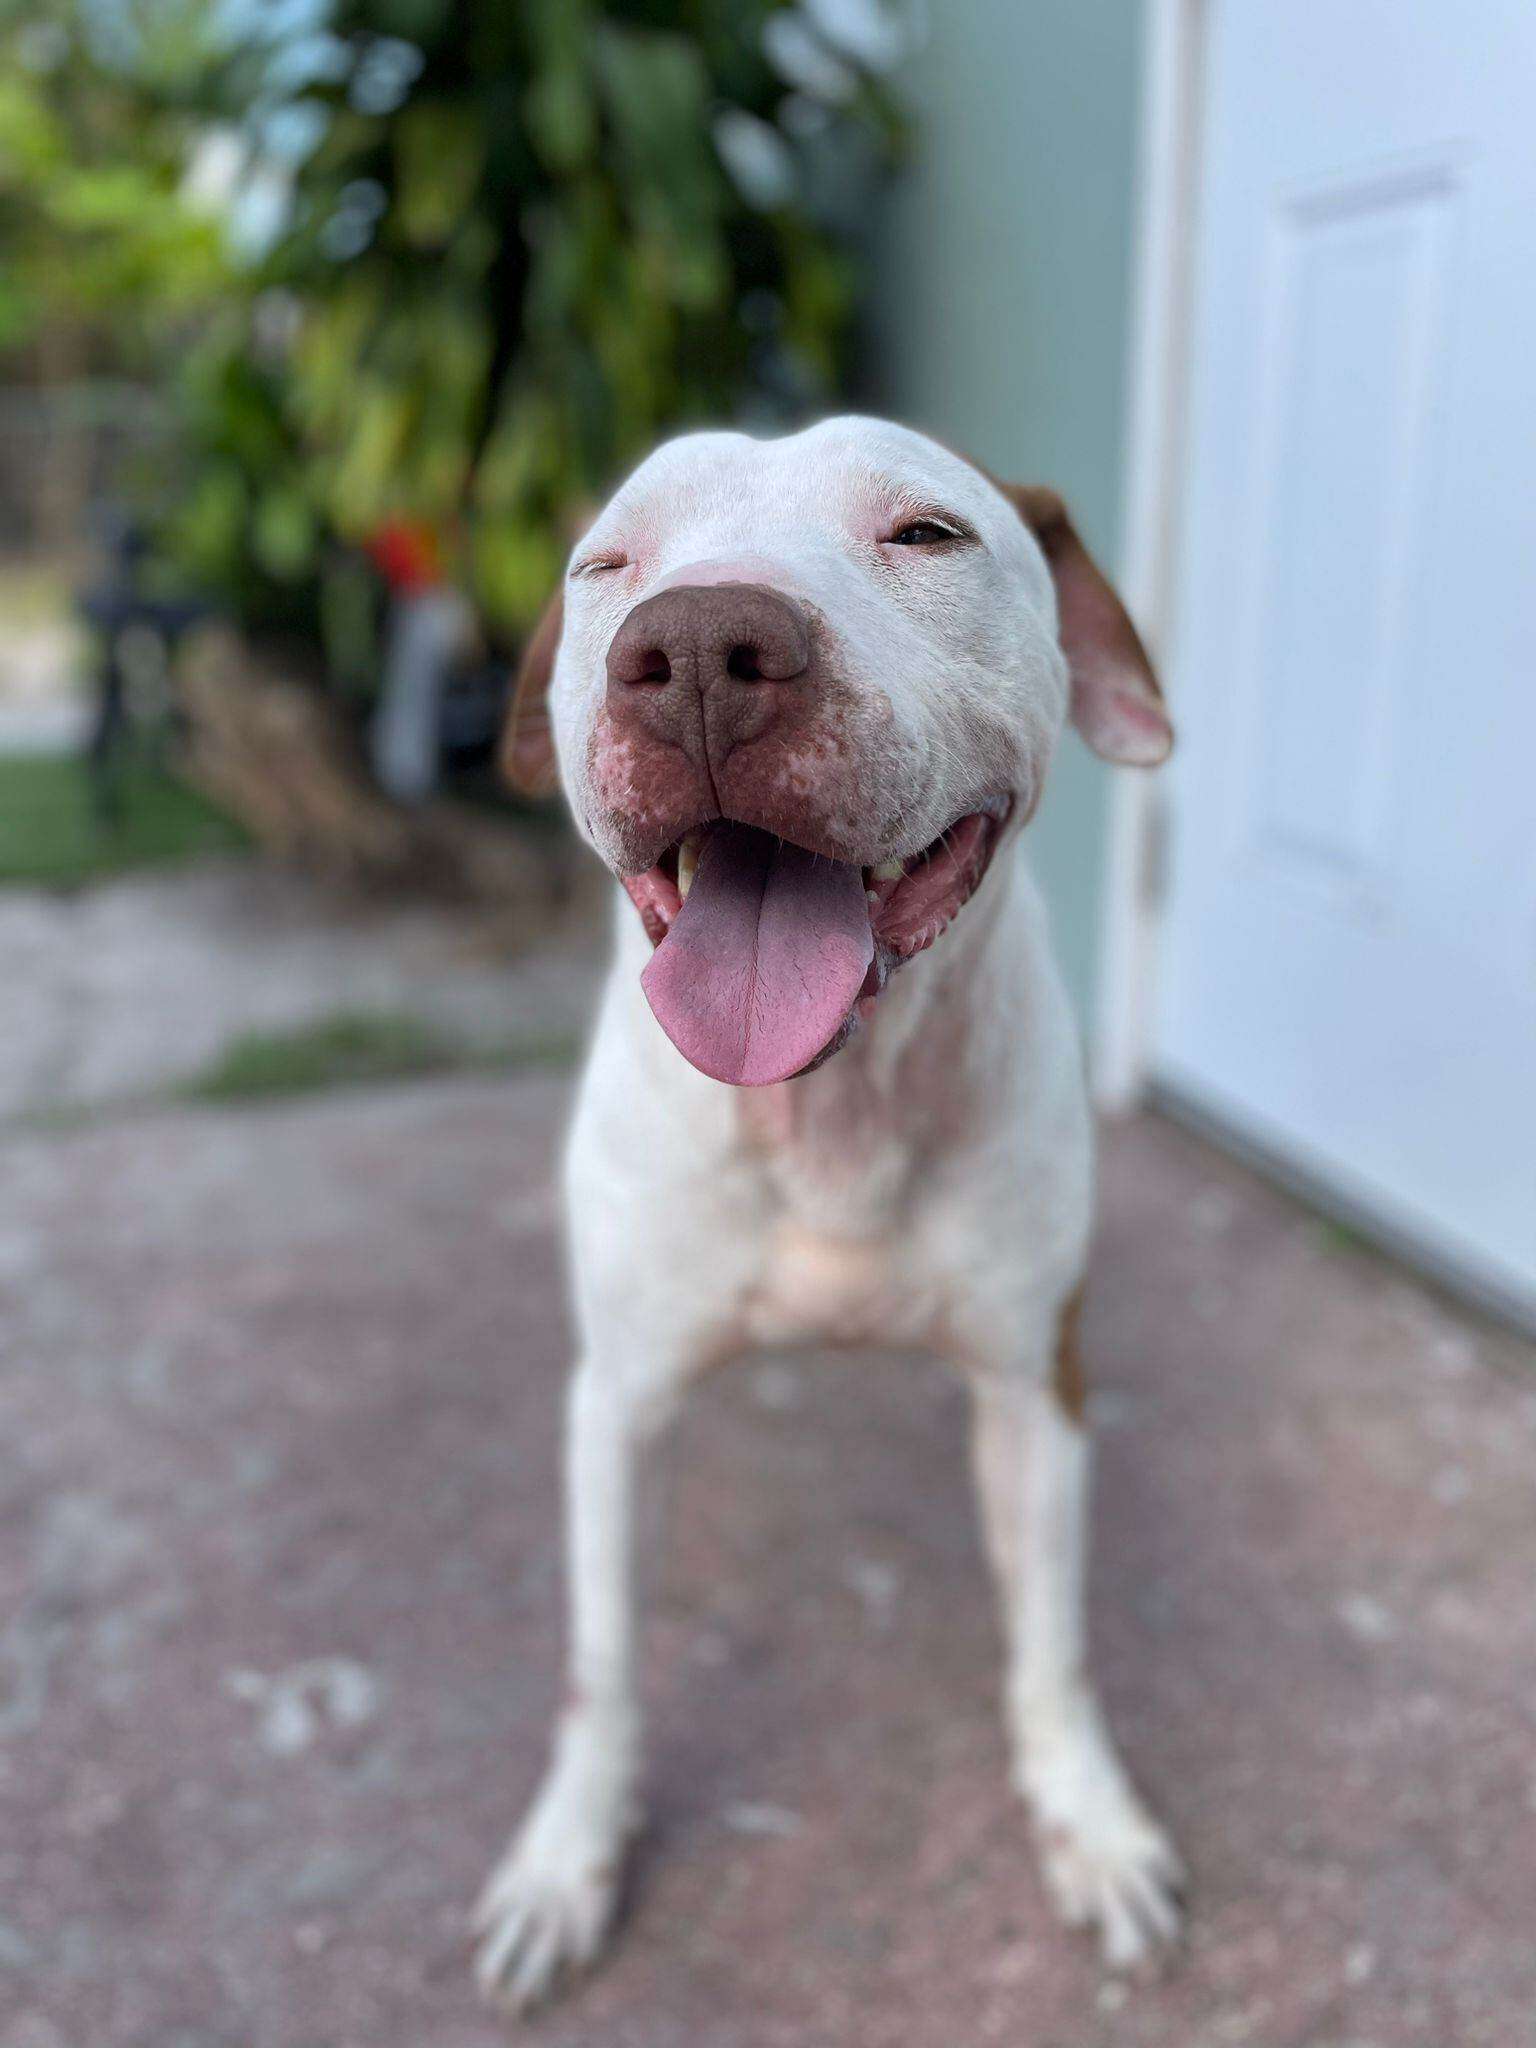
[471, 1768, 632, 2014]
[1022, 1727, 1184, 1973]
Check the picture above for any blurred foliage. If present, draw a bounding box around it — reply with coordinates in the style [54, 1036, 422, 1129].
[210, 0, 904, 653]
[0, 0, 241, 364]
[0, 0, 907, 668]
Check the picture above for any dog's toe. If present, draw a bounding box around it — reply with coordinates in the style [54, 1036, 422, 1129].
[472, 1828, 623, 2014]
[472, 1862, 617, 2013]
[1036, 1810, 1183, 1971]
[1024, 1733, 1184, 1974]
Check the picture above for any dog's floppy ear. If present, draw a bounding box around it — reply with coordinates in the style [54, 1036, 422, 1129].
[500, 589, 563, 798]
[1004, 485, 1173, 767]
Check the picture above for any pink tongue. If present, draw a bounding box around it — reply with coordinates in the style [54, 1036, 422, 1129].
[641, 823, 874, 1086]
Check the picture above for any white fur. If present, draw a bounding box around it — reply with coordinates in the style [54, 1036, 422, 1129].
[551, 418, 1063, 870]
[473, 417, 1182, 2011]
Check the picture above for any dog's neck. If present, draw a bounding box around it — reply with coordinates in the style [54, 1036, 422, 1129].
[732, 844, 1022, 1230]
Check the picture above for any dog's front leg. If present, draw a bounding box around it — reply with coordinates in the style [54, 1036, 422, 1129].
[968, 1292, 1185, 1972]
[474, 1349, 668, 2012]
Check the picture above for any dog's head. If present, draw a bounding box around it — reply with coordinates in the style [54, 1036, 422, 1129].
[504, 416, 1170, 1086]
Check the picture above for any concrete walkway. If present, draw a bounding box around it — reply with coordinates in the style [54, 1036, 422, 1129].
[1, 1075, 1533, 2047]
[0, 862, 605, 1125]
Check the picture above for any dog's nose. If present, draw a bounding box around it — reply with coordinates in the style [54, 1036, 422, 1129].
[606, 582, 811, 697]
[605, 584, 812, 784]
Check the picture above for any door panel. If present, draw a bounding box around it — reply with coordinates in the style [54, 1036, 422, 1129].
[1153, 0, 1536, 1320]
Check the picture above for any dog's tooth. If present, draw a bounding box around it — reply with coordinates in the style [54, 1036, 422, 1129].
[677, 832, 701, 899]
[870, 858, 905, 882]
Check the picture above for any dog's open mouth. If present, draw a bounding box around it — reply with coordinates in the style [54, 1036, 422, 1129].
[621, 798, 1010, 1086]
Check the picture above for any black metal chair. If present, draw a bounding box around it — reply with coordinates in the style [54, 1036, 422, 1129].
[76, 518, 206, 824]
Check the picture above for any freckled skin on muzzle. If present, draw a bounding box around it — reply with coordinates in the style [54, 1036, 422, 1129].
[588, 581, 915, 877]
[594, 579, 1005, 1087]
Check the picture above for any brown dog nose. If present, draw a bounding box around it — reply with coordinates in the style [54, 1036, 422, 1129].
[606, 581, 811, 693]
[605, 583, 813, 791]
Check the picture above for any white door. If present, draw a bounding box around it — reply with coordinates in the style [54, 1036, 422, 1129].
[1153, 0, 1536, 1323]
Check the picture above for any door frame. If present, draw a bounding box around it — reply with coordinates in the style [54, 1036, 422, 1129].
[1093, 0, 1209, 1111]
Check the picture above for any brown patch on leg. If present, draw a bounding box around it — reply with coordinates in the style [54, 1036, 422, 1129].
[1052, 1282, 1088, 1425]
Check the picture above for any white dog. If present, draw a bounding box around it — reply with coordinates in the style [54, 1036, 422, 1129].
[472, 416, 1181, 2011]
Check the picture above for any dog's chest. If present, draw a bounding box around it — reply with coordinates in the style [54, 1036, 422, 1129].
[740, 1213, 941, 1350]
[732, 1092, 947, 1350]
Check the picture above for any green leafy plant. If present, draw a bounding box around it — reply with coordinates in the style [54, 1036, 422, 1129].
[163, 0, 907, 661]
[0, 0, 254, 368]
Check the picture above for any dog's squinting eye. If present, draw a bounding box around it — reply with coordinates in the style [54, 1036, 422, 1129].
[883, 518, 968, 548]
[571, 553, 630, 579]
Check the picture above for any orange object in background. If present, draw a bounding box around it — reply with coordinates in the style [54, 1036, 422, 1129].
[365, 518, 444, 594]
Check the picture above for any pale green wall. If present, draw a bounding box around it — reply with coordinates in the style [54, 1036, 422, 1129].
[867, 0, 1145, 1020]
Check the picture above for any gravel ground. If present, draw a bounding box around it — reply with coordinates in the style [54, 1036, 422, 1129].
[1, 1074, 1534, 2048]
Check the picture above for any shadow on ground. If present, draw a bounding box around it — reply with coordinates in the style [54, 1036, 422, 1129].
[1, 1075, 1532, 2047]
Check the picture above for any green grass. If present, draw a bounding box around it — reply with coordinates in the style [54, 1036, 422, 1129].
[178, 1011, 578, 1106]
[181, 1013, 461, 1103]
[0, 754, 247, 887]
[1, 1013, 579, 1133]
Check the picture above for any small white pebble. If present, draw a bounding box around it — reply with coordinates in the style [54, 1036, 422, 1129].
[840, 1555, 901, 1628]
[1338, 1594, 1397, 1643]
[1345, 1942, 1377, 1985]
[723, 1802, 801, 1838]
[1431, 1465, 1469, 1505]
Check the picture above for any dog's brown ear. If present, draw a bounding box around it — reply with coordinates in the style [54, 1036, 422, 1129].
[500, 589, 563, 798]
[1005, 485, 1173, 767]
